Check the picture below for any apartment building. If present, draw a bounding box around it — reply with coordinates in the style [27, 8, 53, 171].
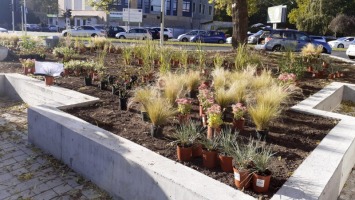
[57, 0, 214, 29]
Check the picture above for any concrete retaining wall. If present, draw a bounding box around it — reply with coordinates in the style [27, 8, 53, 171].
[28, 105, 254, 200]
[0, 74, 5, 96]
[273, 82, 355, 200]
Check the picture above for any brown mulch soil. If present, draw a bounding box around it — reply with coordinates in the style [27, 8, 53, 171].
[1, 48, 355, 199]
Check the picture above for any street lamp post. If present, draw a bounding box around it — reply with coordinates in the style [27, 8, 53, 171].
[24, 0, 27, 34]
[11, 0, 15, 32]
[160, 0, 165, 46]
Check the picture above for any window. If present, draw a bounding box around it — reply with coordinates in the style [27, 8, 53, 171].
[173, 0, 177, 15]
[295, 32, 309, 41]
[112, 0, 121, 5]
[209, 6, 212, 15]
[182, 0, 190, 12]
[192, 3, 195, 12]
[166, 0, 171, 15]
[202, 5, 205, 14]
[199, 4, 202, 13]
[129, 29, 137, 33]
[137, 0, 142, 9]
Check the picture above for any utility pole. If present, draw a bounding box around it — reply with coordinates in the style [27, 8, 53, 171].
[128, 0, 130, 30]
[21, 6, 24, 31]
[160, 0, 165, 46]
[11, 0, 15, 32]
[24, 0, 27, 34]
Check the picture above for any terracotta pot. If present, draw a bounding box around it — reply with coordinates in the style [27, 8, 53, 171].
[233, 118, 245, 131]
[199, 105, 204, 117]
[192, 143, 203, 157]
[45, 76, 54, 86]
[219, 154, 233, 172]
[202, 149, 217, 169]
[207, 126, 221, 139]
[176, 145, 192, 161]
[30, 67, 35, 74]
[252, 173, 271, 193]
[201, 114, 207, 127]
[23, 67, 29, 75]
[177, 114, 191, 124]
[307, 66, 313, 72]
[233, 168, 252, 189]
[328, 73, 335, 79]
[64, 69, 69, 76]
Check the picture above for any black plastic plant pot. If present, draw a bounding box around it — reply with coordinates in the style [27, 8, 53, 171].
[112, 86, 118, 95]
[119, 97, 128, 110]
[150, 125, 163, 137]
[256, 129, 269, 141]
[141, 111, 150, 122]
[84, 76, 92, 86]
[188, 90, 198, 98]
[108, 75, 115, 84]
[99, 80, 108, 90]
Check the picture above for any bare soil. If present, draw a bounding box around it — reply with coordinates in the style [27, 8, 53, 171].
[1, 48, 355, 199]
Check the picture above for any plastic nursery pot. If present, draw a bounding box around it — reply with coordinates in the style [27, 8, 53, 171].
[150, 125, 163, 137]
[119, 98, 128, 111]
[141, 111, 150, 122]
[176, 145, 192, 162]
[188, 90, 198, 98]
[45, 76, 54, 86]
[233, 168, 252, 189]
[202, 149, 217, 169]
[233, 118, 245, 131]
[84, 76, 92, 86]
[99, 80, 108, 90]
[256, 129, 269, 141]
[192, 143, 203, 157]
[218, 154, 233, 172]
[252, 173, 272, 193]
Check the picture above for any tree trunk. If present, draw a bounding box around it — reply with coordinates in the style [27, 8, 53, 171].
[232, 0, 248, 49]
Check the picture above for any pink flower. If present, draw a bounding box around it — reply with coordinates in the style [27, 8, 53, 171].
[278, 73, 296, 83]
[175, 98, 193, 105]
[207, 104, 221, 115]
[198, 83, 209, 90]
[232, 103, 247, 120]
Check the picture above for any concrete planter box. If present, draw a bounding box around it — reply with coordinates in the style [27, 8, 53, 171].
[2, 74, 355, 200]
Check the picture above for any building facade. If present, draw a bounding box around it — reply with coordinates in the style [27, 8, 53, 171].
[56, 0, 214, 29]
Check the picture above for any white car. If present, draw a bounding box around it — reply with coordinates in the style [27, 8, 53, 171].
[177, 30, 206, 42]
[115, 28, 152, 40]
[346, 41, 355, 59]
[0, 27, 8, 33]
[328, 37, 355, 48]
[61, 25, 106, 37]
[226, 37, 232, 44]
[151, 27, 174, 40]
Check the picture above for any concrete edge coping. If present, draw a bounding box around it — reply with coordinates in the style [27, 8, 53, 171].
[272, 82, 355, 200]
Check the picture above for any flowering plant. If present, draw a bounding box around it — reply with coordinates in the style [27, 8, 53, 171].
[175, 98, 193, 115]
[232, 103, 247, 120]
[19, 58, 35, 68]
[198, 82, 209, 90]
[206, 104, 223, 128]
[197, 89, 214, 110]
[278, 73, 296, 84]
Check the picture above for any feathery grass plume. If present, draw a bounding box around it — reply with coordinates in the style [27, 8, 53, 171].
[182, 70, 201, 92]
[146, 96, 177, 126]
[91, 36, 110, 50]
[228, 80, 248, 103]
[214, 87, 236, 110]
[214, 53, 224, 69]
[159, 72, 186, 105]
[122, 46, 132, 65]
[128, 86, 160, 111]
[180, 48, 189, 70]
[301, 43, 323, 59]
[256, 84, 289, 109]
[0, 33, 19, 47]
[212, 67, 232, 90]
[248, 101, 281, 131]
[234, 43, 249, 70]
[250, 70, 274, 91]
[159, 47, 173, 74]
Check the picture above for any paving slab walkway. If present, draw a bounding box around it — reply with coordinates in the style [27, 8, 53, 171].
[0, 97, 111, 200]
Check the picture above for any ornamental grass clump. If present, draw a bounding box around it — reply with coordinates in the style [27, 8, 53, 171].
[146, 96, 177, 127]
[248, 102, 280, 131]
[250, 70, 274, 91]
[207, 104, 223, 128]
[228, 81, 248, 103]
[159, 72, 186, 105]
[252, 143, 274, 175]
[212, 68, 231, 90]
[301, 43, 323, 59]
[182, 70, 201, 93]
[214, 87, 236, 110]
[128, 86, 160, 111]
[218, 128, 238, 156]
[213, 53, 224, 69]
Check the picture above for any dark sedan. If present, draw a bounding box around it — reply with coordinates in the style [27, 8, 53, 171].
[190, 31, 226, 43]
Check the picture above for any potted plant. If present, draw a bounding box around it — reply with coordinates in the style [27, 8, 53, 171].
[231, 139, 257, 190]
[231, 103, 247, 131]
[197, 88, 214, 127]
[200, 134, 220, 169]
[252, 144, 274, 193]
[172, 121, 201, 162]
[19, 58, 35, 75]
[218, 128, 237, 172]
[175, 98, 193, 124]
[206, 104, 223, 139]
[145, 97, 177, 137]
[118, 87, 129, 110]
[277, 72, 297, 85]
[183, 70, 201, 98]
[128, 86, 159, 122]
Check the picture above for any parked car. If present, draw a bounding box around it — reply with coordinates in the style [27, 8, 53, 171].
[310, 35, 326, 43]
[26, 24, 41, 32]
[0, 27, 8, 33]
[328, 37, 355, 48]
[346, 40, 355, 59]
[106, 26, 126, 38]
[226, 32, 254, 44]
[190, 31, 226, 43]
[61, 25, 106, 37]
[177, 30, 207, 42]
[115, 28, 152, 40]
[248, 30, 264, 44]
[151, 27, 174, 40]
[148, 28, 160, 40]
[264, 29, 332, 54]
[48, 25, 59, 32]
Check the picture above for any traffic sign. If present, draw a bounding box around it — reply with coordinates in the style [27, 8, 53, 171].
[122, 8, 142, 23]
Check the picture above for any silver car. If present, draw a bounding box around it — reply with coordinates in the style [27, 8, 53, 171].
[115, 28, 152, 40]
[0, 27, 8, 33]
[178, 30, 206, 42]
